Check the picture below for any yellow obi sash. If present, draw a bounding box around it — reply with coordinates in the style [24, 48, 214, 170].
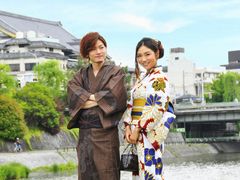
[131, 98, 146, 121]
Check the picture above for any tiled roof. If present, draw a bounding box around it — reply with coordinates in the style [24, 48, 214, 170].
[4, 38, 30, 45]
[29, 41, 66, 49]
[0, 10, 79, 53]
[0, 51, 68, 60]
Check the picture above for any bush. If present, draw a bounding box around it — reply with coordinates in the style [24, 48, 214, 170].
[16, 82, 53, 99]
[15, 83, 60, 134]
[0, 162, 30, 180]
[0, 64, 17, 97]
[32, 161, 76, 174]
[0, 95, 28, 141]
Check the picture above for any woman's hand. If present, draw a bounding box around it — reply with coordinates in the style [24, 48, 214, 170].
[125, 125, 133, 143]
[129, 127, 141, 144]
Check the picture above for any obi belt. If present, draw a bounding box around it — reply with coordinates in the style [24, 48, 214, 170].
[131, 98, 146, 123]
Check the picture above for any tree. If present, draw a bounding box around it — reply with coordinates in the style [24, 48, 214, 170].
[33, 60, 65, 97]
[0, 64, 17, 96]
[15, 83, 60, 134]
[121, 66, 132, 91]
[210, 72, 240, 102]
[0, 95, 28, 141]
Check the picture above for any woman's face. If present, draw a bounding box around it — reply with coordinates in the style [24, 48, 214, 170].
[137, 45, 158, 71]
[88, 40, 107, 64]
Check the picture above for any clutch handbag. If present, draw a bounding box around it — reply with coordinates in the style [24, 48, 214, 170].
[120, 144, 139, 172]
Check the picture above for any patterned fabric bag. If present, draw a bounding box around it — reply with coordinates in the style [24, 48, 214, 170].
[120, 144, 139, 172]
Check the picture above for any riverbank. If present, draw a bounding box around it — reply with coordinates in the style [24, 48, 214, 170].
[1, 131, 238, 171]
[0, 143, 219, 169]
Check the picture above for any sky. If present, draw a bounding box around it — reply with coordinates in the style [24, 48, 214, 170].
[1, 0, 240, 69]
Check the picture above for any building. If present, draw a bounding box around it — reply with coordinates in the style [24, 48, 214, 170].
[0, 10, 79, 86]
[194, 67, 222, 101]
[222, 50, 240, 73]
[167, 47, 223, 101]
[167, 47, 196, 98]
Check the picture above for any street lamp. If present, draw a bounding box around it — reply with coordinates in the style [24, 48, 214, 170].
[201, 71, 205, 105]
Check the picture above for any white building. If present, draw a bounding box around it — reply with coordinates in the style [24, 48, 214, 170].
[0, 10, 79, 87]
[167, 48, 223, 100]
[0, 31, 70, 87]
[167, 48, 196, 98]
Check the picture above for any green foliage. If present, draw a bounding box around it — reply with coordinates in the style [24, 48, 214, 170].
[0, 95, 28, 141]
[23, 128, 43, 150]
[15, 83, 60, 134]
[33, 60, 65, 97]
[32, 161, 76, 174]
[121, 66, 132, 91]
[70, 58, 88, 72]
[61, 123, 79, 140]
[16, 82, 53, 99]
[210, 72, 240, 102]
[0, 64, 17, 96]
[237, 121, 240, 132]
[223, 72, 240, 102]
[0, 162, 30, 180]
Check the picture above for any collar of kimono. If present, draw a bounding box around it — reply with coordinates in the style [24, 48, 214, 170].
[146, 65, 162, 75]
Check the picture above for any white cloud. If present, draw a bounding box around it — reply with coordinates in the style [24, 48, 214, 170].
[114, 13, 192, 33]
[114, 13, 156, 32]
[159, 18, 192, 33]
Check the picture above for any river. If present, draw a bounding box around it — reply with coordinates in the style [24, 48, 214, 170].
[27, 153, 240, 180]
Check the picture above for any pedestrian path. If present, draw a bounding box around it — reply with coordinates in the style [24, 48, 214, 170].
[0, 150, 132, 179]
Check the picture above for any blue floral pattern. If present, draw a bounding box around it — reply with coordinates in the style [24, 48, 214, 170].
[164, 117, 175, 129]
[123, 67, 176, 179]
[145, 171, 154, 180]
[144, 148, 155, 166]
[145, 94, 162, 106]
[155, 158, 163, 175]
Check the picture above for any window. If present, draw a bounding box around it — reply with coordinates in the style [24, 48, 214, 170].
[9, 64, 20, 72]
[25, 63, 36, 71]
[49, 48, 53, 52]
[175, 57, 179, 60]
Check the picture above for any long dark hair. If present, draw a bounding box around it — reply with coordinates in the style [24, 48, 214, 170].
[135, 37, 164, 79]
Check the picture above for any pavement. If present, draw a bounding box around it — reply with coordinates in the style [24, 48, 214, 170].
[0, 149, 132, 179]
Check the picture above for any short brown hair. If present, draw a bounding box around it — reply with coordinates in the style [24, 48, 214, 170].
[80, 32, 107, 58]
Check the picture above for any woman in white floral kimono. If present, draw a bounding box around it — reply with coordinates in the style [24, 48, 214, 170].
[123, 37, 176, 180]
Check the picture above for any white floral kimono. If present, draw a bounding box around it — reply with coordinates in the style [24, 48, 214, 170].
[123, 67, 176, 180]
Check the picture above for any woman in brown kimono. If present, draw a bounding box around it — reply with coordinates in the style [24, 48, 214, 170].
[67, 32, 127, 180]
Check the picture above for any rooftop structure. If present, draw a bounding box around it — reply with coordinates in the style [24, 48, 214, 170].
[0, 10, 80, 86]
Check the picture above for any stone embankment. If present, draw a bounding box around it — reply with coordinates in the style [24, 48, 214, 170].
[0, 131, 220, 169]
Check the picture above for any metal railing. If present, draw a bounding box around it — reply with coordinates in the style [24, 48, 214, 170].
[185, 136, 240, 143]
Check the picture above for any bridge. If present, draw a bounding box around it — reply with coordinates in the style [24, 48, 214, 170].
[174, 102, 240, 142]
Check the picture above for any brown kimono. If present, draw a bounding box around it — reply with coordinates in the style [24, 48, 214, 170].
[67, 62, 127, 180]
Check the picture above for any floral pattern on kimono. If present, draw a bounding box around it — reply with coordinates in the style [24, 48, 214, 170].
[123, 67, 176, 180]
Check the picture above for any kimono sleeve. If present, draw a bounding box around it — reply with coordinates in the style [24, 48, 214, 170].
[67, 70, 91, 116]
[94, 68, 127, 116]
[137, 74, 176, 136]
[122, 90, 133, 127]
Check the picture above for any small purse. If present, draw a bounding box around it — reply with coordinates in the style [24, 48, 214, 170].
[120, 144, 139, 172]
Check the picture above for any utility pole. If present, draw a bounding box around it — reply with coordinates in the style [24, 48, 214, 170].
[201, 71, 205, 105]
